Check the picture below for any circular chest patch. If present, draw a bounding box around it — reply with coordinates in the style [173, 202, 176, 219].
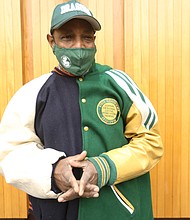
[97, 98, 121, 125]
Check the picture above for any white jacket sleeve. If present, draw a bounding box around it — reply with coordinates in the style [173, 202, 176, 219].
[0, 73, 65, 199]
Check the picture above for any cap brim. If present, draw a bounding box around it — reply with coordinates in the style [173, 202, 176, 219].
[52, 15, 101, 33]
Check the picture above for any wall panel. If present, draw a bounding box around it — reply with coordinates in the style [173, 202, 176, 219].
[0, 0, 190, 218]
[173, 0, 182, 217]
[0, 0, 27, 218]
[181, 0, 190, 216]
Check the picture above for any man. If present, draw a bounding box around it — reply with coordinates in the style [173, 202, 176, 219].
[0, 0, 163, 219]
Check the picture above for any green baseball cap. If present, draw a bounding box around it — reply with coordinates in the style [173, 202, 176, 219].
[50, 0, 101, 34]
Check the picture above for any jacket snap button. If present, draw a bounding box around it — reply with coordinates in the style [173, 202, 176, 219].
[82, 98, 86, 103]
[84, 126, 89, 131]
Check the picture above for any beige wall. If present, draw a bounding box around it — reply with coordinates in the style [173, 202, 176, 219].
[0, 0, 190, 218]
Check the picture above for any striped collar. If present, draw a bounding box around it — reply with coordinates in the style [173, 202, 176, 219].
[52, 66, 76, 77]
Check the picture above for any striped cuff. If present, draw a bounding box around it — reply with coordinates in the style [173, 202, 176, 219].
[88, 156, 111, 188]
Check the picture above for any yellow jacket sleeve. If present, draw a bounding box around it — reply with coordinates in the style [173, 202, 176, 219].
[104, 103, 163, 184]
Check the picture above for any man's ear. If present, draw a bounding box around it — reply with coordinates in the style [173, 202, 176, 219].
[47, 34, 55, 49]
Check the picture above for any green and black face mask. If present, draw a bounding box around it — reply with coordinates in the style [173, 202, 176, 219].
[53, 44, 97, 76]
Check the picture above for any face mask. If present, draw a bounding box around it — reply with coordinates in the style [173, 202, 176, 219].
[53, 44, 97, 76]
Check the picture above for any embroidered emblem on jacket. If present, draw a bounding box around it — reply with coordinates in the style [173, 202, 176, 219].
[97, 98, 121, 125]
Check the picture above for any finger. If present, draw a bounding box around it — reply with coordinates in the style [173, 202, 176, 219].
[86, 184, 99, 193]
[78, 163, 97, 196]
[58, 162, 79, 193]
[82, 192, 99, 198]
[53, 160, 76, 192]
[67, 171, 79, 193]
[69, 159, 86, 169]
[70, 151, 87, 162]
[59, 152, 86, 193]
[58, 188, 79, 202]
[81, 184, 99, 198]
[79, 185, 100, 196]
[79, 179, 86, 196]
[58, 193, 65, 203]
[79, 171, 95, 196]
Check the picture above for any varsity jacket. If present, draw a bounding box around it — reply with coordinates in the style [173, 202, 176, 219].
[0, 63, 163, 220]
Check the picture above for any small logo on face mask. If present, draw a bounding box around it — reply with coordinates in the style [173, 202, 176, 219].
[61, 55, 71, 68]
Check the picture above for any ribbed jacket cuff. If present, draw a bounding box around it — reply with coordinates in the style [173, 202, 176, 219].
[88, 156, 111, 188]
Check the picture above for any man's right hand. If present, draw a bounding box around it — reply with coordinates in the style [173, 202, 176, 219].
[54, 151, 87, 193]
[53, 151, 99, 202]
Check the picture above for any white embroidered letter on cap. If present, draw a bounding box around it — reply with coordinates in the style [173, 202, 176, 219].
[60, 2, 91, 15]
[75, 3, 92, 15]
[60, 5, 70, 14]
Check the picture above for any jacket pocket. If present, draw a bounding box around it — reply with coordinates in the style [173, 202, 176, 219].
[110, 185, 135, 214]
